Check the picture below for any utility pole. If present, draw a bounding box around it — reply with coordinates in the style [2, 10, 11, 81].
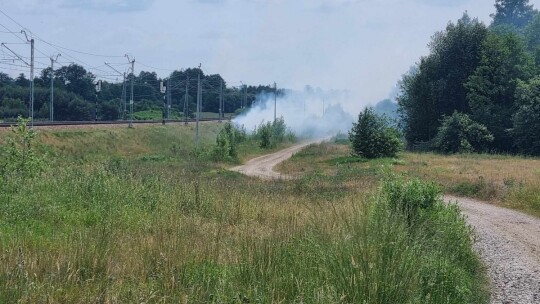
[126, 54, 135, 128]
[160, 80, 167, 124]
[21, 31, 35, 127]
[184, 74, 189, 126]
[121, 73, 126, 119]
[240, 81, 244, 109]
[274, 82, 277, 122]
[195, 64, 201, 147]
[49, 54, 60, 121]
[2, 33, 33, 126]
[219, 80, 223, 123]
[29, 38, 34, 127]
[167, 78, 171, 119]
[95, 80, 101, 121]
[244, 84, 247, 109]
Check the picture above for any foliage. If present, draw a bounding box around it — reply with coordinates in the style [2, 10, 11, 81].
[0, 116, 45, 179]
[466, 32, 534, 151]
[0, 97, 27, 118]
[254, 117, 294, 149]
[382, 175, 441, 224]
[511, 77, 540, 154]
[212, 122, 247, 161]
[491, 0, 537, 28]
[398, 1, 540, 156]
[432, 112, 494, 153]
[524, 13, 540, 51]
[398, 13, 488, 146]
[0, 129, 488, 302]
[0, 64, 275, 121]
[349, 107, 402, 159]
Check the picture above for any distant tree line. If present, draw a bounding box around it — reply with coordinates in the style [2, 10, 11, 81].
[398, 0, 540, 155]
[0, 65, 279, 121]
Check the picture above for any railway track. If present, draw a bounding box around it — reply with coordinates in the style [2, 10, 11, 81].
[0, 118, 228, 128]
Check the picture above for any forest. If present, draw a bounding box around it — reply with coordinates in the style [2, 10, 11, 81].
[398, 0, 540, 155]
[0, 65, 276, 121]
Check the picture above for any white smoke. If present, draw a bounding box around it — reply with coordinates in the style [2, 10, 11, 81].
[233, 87, 360, 139]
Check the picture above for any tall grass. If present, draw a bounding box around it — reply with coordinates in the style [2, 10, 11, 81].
[0, 126, 488, 303]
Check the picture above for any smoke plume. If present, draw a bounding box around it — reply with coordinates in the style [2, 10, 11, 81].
[233, 87, 359, 139]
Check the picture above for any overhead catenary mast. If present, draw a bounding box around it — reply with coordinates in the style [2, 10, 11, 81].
[219, 80, 223, 122]
[126, 54, 135, 128]
[195, 64, 202, 147]
[167, 78, 171, 119]
[274, 82, 277, 122]
[1, 35, 33, 126]
[49, 54, 61, 121]
[184, 74, 189, 126]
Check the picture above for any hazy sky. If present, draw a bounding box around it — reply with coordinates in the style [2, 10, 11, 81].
[1, 0, 539, 104]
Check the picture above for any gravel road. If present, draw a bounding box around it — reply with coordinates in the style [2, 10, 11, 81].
[445, 196, 540, 304]
[231, 142, 540, 304]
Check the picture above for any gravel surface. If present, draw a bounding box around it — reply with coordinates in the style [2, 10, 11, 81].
[445, 196, 540, 304]
[231, 142, 540, 303]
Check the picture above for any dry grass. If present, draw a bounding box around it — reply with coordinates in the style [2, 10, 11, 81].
[0, 128, 489, 303]
[396, 153, 540, 217]
[279, 142, 540, 218]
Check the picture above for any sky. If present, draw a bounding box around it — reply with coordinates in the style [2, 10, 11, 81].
[1, 0, 539, 107]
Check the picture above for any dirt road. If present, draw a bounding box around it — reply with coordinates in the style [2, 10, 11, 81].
[232, 142, 540, 304]
[230, 139, 325, 179]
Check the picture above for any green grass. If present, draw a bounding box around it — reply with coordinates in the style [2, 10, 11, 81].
[133, 109, 183, 120]
[0, 128, 489, 303]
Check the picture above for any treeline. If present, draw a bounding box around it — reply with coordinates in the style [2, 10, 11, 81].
[0, 65, 278, 121]
[398, 0, 540, 155]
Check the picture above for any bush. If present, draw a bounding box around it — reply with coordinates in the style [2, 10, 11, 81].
[349, 107, 402, 159]
[433, 112, 494, 154]
[212, 122, 246, 161]
[0, 116, 46, 179]
[254, 117, 294, 149]
[382, 175, 441, 224]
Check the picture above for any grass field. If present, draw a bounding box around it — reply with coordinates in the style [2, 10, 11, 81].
[132, 110, 234, 121]
[0, 125, 489, 303]
[279, 141, 540, 218]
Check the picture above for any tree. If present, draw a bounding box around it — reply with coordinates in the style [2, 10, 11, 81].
[524, 13, 540, 51]
[432, 112, 494, 153]
[511, 77, 540, 155]
[0, 72, 12, 86]
[55, 64, 96, 101]
[398, 13, 488, 146]
[349, 107, 402, 159]
[14, 73, 30, 87]
[492, 0, 537, 28]
[466, 32, 534, 151]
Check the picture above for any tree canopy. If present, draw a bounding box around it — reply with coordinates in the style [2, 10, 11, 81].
[398, 0, 540, 155]
[0, 63, 273, 122]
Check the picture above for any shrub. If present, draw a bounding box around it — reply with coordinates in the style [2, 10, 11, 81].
[0, 116, 46, 179]
[212, 122, 246, 161]
[349, 107, 402, 159]
[382, 175, 441, 224]
[432, 111, 494, 153]
[254, 117, 294, 149]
